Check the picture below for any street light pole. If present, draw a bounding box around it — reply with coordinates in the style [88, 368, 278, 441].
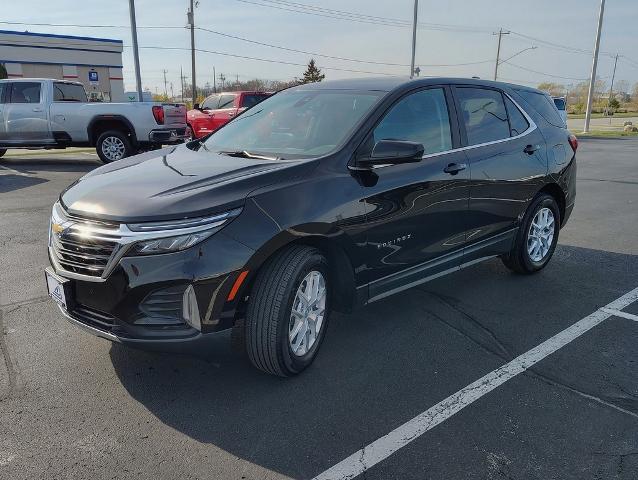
[410, 0, 418, 78]
[188, 0, 197, 106]
[128, 0, 143, 102]
[584, 0, 605, 134]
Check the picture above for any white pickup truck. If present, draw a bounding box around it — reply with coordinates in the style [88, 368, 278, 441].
[0, 79, 188, 163]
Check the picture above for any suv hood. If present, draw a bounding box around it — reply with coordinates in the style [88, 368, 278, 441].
[61, 144, 311, 222]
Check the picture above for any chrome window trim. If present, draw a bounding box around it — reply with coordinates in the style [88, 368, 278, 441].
[49, 203, 237, 283]
[351, 91, 537, 171]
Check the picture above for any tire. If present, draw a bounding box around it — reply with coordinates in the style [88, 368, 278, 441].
[0, 148, 6, 158]
[245, 246, 330, 376]
[185, 124, 194, 142]
[96, 130, 133, 163]
[501, 193, 560, 274]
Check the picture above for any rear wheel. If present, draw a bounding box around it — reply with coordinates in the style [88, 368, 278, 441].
[502, 193, 560, 274]
[245, 246, 330, 376]
[96, 130, 133, 163]
[185, 124, 194, 141]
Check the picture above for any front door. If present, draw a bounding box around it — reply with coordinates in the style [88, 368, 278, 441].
[356, 86, 471, 302]
[4, 81, 51, 144]
[452, 86, 547, 263]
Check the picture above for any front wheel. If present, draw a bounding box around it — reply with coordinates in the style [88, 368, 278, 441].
[245, 246, 330, 376]
[96, 130, 133, 163]
[502, 193, 560, 274]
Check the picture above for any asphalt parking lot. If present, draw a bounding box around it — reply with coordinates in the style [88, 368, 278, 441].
[1, 138, 637, 480]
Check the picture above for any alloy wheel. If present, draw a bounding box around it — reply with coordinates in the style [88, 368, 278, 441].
[289, 270, 327, 357]
[527, 207, 555, 262]
[101, 136, 126, 161]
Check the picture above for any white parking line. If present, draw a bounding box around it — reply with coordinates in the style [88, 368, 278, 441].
[313, 286, 638, 480]
[0, 165, 31, 177]
[601, 307, 638, 322]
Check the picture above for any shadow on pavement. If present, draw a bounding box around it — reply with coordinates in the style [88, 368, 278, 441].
[0, 174, 48, 193]
[109, 244, 638, 479]
[0, 158, 100, 174]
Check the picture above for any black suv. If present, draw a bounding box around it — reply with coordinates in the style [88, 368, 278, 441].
[45, 77, 577, 376]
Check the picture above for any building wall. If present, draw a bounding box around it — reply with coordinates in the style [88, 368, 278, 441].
[0, 30, 125, 102]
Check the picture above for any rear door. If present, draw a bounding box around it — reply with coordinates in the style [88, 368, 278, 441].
[358, 86, 471, 301]
[4, 81, 52, 144]
[452, 85, 547, 263]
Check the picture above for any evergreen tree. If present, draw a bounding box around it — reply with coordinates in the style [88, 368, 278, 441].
[302, 59, 325, 84]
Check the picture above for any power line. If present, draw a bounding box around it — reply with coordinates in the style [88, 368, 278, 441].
[502, 61, 591, 81]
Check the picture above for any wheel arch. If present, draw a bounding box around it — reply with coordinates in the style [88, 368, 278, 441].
[87, 115, 137, 146]
[538, 182, 566, 226]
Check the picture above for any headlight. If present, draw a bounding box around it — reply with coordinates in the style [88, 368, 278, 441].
[124, 208, 242, 256]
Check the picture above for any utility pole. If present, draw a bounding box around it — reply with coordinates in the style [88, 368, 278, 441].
[187, 0, 197, 106]
[607, 53, 619, 117]
[219, 73, 226, 91]
[162, 69, 168, 98]
[584, 0, 605, 133]
[128, 0, 143, 102]
[409, 0, 418, 78]
[180, 66, 188, 101]
[213, 66, 216, 93]
[170, 82, 174, 99]
[493, 28, 510, 81]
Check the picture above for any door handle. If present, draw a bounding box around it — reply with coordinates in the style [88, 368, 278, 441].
[524, 144, 539, 155]
[32, 107, 44, 112]
[443, 162, 467, 175]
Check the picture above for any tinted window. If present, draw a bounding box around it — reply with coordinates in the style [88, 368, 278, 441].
[515, 89, 564, 127]
[553, 97, 566, 111]
[218, 94, 236, 109]
[0, 83, 5, 103]
[203, 90, 382, 159]
[201, 95, 219, 110]
[457, 87, 509, 145]
[504, 96, 530, 136]
[9, 82, 41, 104]
[241, 93, 269, 109]
[53, 82, 87, 102]
[373, 88, 452, 155]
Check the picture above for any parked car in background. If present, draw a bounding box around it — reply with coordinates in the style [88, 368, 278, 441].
[553, 96, 567, 124]
[186, 91, 271, 139]
[0, 79, 188, 162]
[45, 77, 576, 376]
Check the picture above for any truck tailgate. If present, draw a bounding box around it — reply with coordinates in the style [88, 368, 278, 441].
[162, 104, 187, 128]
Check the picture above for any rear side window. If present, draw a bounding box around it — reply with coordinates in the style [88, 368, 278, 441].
[9, 82, 41, 103]
[201, 95, 219, 110]
[218, 94, 236, 109]
[241, 94, 269, 109]
[373, 88, 452, 155]
[504, 96, 530, 136]
[0, 83, 6, 103]
[456, 87, 509, 145]
[553, 98, 566, 111]
[515, 89, 564, 127]
[53, 82, 87, 102]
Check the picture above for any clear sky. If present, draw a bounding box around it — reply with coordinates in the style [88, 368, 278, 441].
[3, 0, 638, 94]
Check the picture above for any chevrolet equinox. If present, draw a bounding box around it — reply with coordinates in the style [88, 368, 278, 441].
[45, 77, 577, 376]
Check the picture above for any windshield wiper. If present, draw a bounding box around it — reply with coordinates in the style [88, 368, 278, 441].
[218, 150, 281, 161]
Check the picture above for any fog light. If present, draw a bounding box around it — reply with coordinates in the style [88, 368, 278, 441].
[182, 285, 201, 331]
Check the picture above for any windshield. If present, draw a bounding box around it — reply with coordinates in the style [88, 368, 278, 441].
[202, 89, 384, 159]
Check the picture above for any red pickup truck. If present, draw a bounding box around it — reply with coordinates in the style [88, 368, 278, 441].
[186, 91, 271, 139]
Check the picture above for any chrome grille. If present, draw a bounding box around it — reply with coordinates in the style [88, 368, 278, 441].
[50, 204, 121, 279]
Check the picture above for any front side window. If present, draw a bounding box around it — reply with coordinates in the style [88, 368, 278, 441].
[53, 82, 87, 102]
[504, 96, 530, 136]
[9, 82, 41, 104]
[202, 89, 383, 159]
[372, 88, 452, 155]
[218, 94, 236, 109]
[201, 95, 219, 110]
[457, 87, 509, 146]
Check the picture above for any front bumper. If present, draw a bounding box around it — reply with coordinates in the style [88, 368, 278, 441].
[47, 231, 254, 349]
[148, 128, 188, 144]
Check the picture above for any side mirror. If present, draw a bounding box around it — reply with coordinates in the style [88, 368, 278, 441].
[358, 140, 424, 168]
[193, 103, 200, 110]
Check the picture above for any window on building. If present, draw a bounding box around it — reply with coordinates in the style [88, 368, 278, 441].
[9, 82, 41, 104]
[53, 82, 88, 102]
[456, 87, 510, 145]
[372, 88, 452, 155]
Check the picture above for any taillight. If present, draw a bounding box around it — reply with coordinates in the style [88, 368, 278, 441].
[568, 134, 578, 152]
[152, 106, 165, 125]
